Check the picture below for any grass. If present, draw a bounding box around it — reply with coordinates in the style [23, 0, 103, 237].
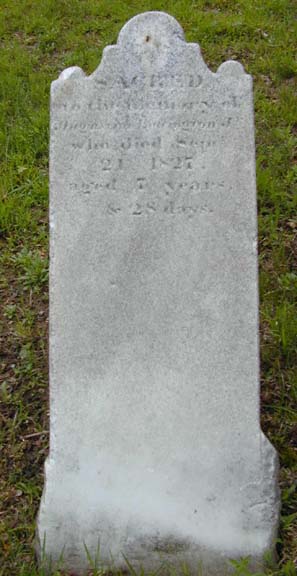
[0, 0, 296, 574]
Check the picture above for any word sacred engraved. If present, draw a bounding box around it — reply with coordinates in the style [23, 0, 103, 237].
[94, 73, 203, 89]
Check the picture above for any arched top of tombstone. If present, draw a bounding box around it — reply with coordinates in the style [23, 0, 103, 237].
[55, 10, 248, 86]
[117, 11, 185, 48]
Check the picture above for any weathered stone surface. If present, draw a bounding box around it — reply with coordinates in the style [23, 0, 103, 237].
[37, 11, 279, 574]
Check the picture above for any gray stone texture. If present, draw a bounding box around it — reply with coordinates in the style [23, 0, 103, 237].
[37, 11, 279, 574]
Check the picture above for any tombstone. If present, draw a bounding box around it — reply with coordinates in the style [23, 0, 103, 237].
[37, 11, 279, 575]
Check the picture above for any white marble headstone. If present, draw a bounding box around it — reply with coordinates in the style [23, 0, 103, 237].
[37, 11, 279, 575]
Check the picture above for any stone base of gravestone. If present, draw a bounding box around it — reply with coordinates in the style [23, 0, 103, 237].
[36, 11, 279, 575]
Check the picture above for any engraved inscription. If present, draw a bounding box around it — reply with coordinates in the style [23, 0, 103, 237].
[69, 174, 225, 219]
[52, 90, 245, 112]
[106, 200, 214, 219]
[69, 178, 225, 197]
[151, 157, 193, 170]
[52, 116, 233, 133]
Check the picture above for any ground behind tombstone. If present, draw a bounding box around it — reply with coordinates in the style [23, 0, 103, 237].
[0, 1, 296, 575]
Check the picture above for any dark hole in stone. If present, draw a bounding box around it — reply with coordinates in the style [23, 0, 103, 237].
[145, 35, 151, 42]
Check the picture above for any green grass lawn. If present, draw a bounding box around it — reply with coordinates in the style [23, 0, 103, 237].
[0, 0, 296, 574]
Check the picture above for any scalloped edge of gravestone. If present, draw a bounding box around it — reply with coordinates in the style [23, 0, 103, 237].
[52, 11, 249, 89]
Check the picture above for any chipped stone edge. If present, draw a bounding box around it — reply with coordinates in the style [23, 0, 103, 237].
[261, 432, 281, 559]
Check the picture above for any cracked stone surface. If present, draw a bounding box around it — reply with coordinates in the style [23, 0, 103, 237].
[37, 11, 279, 575]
